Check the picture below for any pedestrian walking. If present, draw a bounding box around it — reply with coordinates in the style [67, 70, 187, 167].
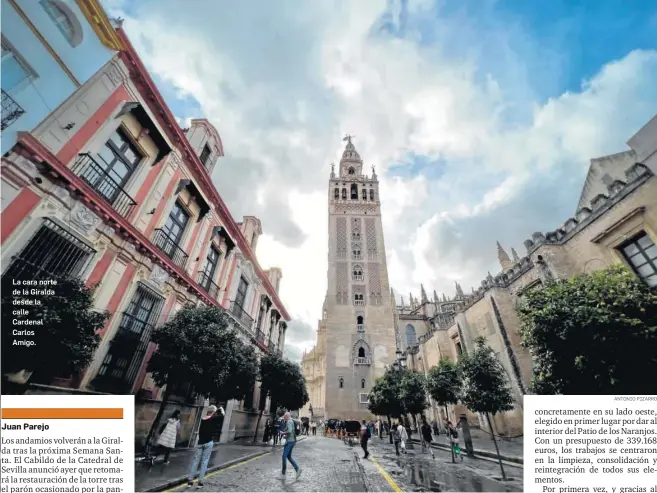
[420, 417, 435, 459]
[187, 405, 225, 488]
[312, 421, 317, 436]
[447, 420, 463, 461]
[263, 419, 272, 444]
[392, 422, 401, 456]
[397, 422, 408, 454]
[360, 419, 371, 459]
[280, 412, 302, 479]
[155, 410, 181, 464]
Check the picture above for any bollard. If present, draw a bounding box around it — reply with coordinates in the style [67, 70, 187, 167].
[459, 414, 474, 458]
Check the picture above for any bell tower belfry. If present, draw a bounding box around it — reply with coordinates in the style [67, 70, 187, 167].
[319, 135, 398, 420]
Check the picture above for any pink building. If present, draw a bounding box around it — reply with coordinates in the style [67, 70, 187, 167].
[1, 27, 289, 444]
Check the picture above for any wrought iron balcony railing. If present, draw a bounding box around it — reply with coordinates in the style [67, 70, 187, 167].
[354, 357, 371, 365]
[152, 229, 189, 268]
[353, 275, 363, 281]
[356, 324, 365, 333]
[71, 153, 137, 218]
[1, 89, 25, 131]
[230, 301, 254, 330]
[197, 271, 220, 299]
[354, 300, 364, 306]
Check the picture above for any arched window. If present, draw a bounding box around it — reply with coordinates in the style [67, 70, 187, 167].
[353, 293, 364, 305]
[40, 0, 83, 47]
[405, 324, 417, 347]
[361, 378, 365, 389]
[358, 347, 365, 358]
[352, 265, 363, 280]
[357, 315, 363, 324]
[369, 189, 375, 201]
[334, 188, 339, 199]
[341, 188, 347, 199]
[348, 167, 355, 175]
[350, 184, 358, 200]
[339, 377, 344, 388]
[352, 231, 360, 240]
[352, 244, 361, 259]
[362, 188, 367, 200]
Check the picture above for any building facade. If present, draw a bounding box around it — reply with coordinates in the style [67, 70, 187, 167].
[1, 0, 122, 155]
[400, 113, 657, 436]
[301, 137, 398, 421]
[1, 24, 291, 446]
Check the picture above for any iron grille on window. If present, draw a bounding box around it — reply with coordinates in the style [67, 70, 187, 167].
[2, 219, 95, 281]
[1, 89, 25, 131]
[152, 228, 189, 268]
[199, 145, 212, 167]
[92, 283, 164, 394]
[621, 232, 657, 288]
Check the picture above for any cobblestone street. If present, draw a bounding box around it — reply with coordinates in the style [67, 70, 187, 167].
[164, 435, 523, 492]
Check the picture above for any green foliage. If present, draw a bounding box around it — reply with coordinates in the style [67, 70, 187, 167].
[147, 305, 258, 402]
[1, 277, 108, 380]
[426, 358, 462, 407]
[398, 369, 428, 415]
[259, 353, 309, 412]
[518, 265, 657, 394]
[368, 368, 404, 418]
[459, 338, 514, 415]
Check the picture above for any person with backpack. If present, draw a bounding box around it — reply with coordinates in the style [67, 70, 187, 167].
[155, 410, 181, 464]
[447, 420, 463, 461]
[280, 413, 302, 479]
[360, 419, 371, 459]
[420, 416, 435, 459]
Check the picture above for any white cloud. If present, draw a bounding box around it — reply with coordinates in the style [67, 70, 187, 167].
[103, 0, 657, 361]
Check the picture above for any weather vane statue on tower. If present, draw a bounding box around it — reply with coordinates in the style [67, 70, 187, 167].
[343, 134, 355, 144]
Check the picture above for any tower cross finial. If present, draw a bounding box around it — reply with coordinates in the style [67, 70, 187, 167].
[343, 134, 355, 144]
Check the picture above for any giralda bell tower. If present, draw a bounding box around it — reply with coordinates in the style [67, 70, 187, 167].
[322, 136, 398, 420]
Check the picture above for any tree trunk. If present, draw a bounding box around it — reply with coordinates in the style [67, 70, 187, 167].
[253, 386, 268, 443]
[486, 412, 507, 481]
[145, 381, 173, 453]
[445, 405, 454, 463]
[253, 409, 264, 443]
[387, 415, 393, 444]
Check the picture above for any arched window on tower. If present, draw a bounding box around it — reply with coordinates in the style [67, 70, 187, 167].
[358, 347, 365, 358]
[361, 378, 365, 389]
[350, 184, 358, 200]
[334, 188, 339, 199]
[405, 324, 417, 348]
[354, 293, 364, 306]
[357, 315, 364, 324]
[362, 188, 367, 200]
[352, 244, 362, 260]
[342, 188, 347, 199]
[370, 189, 375, 201]
[339, 377, 344, 389]
[352, 265, 363, 280]
[348, 167, 355, 175]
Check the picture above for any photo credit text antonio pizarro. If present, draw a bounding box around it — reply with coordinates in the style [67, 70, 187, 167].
[525, 395, 657, 493]
[0, 394, 134, 493]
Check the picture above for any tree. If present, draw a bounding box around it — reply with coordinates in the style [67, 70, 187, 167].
[253, 353, 309, 442]
[518, 265, 657, 395]
[368, 368, 404, 443]
[398, 369, 428, 433]
[426, 358, 462, 462]
[460, 337, 514, 480]
[1, 277, 108, 389]
[145, 305, 258, 448]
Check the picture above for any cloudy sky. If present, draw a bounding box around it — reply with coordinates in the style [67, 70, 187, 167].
[102, 0, 657, 362]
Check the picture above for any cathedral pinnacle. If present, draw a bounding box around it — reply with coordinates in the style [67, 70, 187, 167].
[497, 241, 513, 271]
[330, 163, 335, 179]
[341, 134, 361, 163]
[455, 281, 463, 297]
[433, 289, 439, 302]
[420, 284, 428, 302]
[442, 293, 447, 302]
[511, 247, 520, 263]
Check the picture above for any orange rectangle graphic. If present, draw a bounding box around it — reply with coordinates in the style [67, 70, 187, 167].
[1, 408, 124, 419]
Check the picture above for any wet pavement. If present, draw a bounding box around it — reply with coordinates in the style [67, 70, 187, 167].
[366, 436, 524, 492]
[165, 435, 392, 492]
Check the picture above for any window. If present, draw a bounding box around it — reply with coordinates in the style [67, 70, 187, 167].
[235, 276, 249, 308]
[358, 347, 365, 358]
[350, 184, 358, 200]
[341, 189, 347, 199]
[199, 246, 221, 296]
[1, 40, 31, 91]
[352, 265, 363, 280]
[354, 293, 364, 306]
[359, 393, 369, 404]
[92, 128, 143, 201]
[162, 201, 190, 247]
[93, 284, 164, 393]
[620, 232, 657, 288]
[362, 188, 367, 200]
[40, 0, 82, 47]
[361, 378, 365, 389]
[2, 219, 94, 281]
[339, 377, 344, 389]
[455, 342, 463, 355]
[352, 244, 361, 260]
[405, 324, 417, 347]
[369, 189, 375, 201]
[334, 188, 339, 199]
[199, 144, 212, 167]
[352, 231, 360, 241]
[357, 315, 363, 324]
[348, 167, 355, 175]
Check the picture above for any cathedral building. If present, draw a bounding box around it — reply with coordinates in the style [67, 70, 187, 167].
[300, 137, 398, 421]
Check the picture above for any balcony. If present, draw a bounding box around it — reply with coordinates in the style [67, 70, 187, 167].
[230, 301, 254, 331]
[352, 255, 362, 260]
[1, 89, 25, 131]
[152, 229, 189, 268]
[354, 357, 371, 365]
[197, 271, 220, 299]
[71, 153, 138, 218]
[356, 324, 365, 333]
[353, 275, 363, 281]
[354, 300, 364, 306]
